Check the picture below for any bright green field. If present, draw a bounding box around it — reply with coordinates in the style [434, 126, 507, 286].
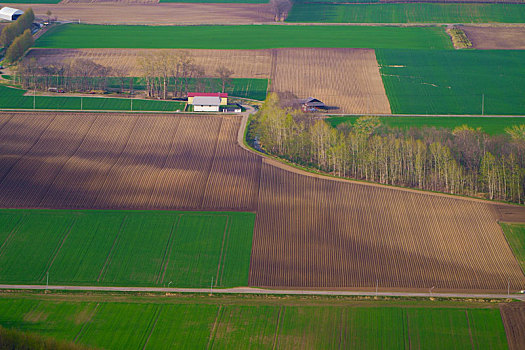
[0, 209, 255, 287]
[377, 49, 525, 115]
[287, 4, 525, 23]
[326, 116, 525, 135]
[501, 223, 525, 274]
[0, 85, 186, 111]
[0, 295, 509, 350]
[34, 24, 453, 50]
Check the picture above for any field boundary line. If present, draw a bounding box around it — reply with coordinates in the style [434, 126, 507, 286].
[272, 306, 284, 350]
[0, 115, 56, 187]
[0, 215, 26, 258]
[215, 215, 230, 287]
[97, 216, 128, 283]
[158, 216, 181, 285]
[142, 305, 162, 350]
[206, 305, 223, 350]
[39, 217, 78, 281]
[0, 285, 524, 300]
[73, 303, 100, 343]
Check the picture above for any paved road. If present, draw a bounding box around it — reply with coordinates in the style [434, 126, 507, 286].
[1, 284, 524, 301]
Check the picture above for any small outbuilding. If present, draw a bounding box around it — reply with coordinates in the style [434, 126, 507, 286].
[300, 97, 327, 112]
[0, 7, 24, 21]
[188, 92, 228, 106]
[192, 96, 221, 112]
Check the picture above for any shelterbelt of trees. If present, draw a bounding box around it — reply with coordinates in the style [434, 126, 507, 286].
[0, 8, 35, 63]
[248, 94, 525, 204]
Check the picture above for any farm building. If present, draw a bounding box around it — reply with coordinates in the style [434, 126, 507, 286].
[301, 97, 327, 112]
[192, 96, 222, 112]
[188, 92, 228, 105]
[0, 7, 23, 21]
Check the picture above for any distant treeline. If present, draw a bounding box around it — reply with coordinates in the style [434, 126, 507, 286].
[249, 94, 525, 204]
[0, 8, 35, 62]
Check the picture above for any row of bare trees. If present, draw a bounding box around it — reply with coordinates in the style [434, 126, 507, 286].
[249, 94, 525, 203]
[14, 52, 235, 98]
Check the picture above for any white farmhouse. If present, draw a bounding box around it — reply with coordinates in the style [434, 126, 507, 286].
[0, 7, 24, 21]
[192, 96, 221, 112]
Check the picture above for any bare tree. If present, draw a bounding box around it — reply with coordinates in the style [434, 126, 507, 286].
[216, 66, 234, 93]
[269, 0, 293, 22]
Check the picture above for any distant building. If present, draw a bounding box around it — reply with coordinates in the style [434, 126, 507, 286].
[300, 97, 327, 112]
[192, 96, 221, 112]
[0, 7, 24, 21]
[188, 92, 227, 106]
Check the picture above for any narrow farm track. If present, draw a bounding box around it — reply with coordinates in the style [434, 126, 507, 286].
[0, 111, 524, 292]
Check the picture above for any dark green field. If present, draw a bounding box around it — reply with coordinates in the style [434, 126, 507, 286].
[501, 223, 525, 274]
[0, 209, 255, 287]
[326, 116, 525, 135]
[0, 85, 186, 112]
[34, 24, 453, 50]
[287, 4, 525, 23]
[0, 294, 510, 350]
[377, 49, 525, 115]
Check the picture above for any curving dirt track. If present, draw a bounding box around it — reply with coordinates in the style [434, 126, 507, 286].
[0, 111, 523, 292]
[15, 3, 272, 25]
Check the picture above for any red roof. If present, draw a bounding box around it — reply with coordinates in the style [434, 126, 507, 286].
[188, 92, 228, 98]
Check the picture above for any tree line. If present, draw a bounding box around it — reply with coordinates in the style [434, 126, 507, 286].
[0, 8, 35, 63]
[248, 94, 525, 204]
[14, 52, 235, 98]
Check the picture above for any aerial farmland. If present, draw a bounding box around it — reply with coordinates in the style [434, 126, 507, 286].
[0, 0, 524, 348]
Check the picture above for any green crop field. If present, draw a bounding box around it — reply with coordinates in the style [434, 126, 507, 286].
[0, 85, 186, 112]
[287, 4, 525, 23]
[501, 223, 525, 273]
[0, 209, 255, 287]
[0, 295, 509, 350]
[326, 116, 525, 135]
[377, 49, 525, 115]
[34, 24, 453, 50]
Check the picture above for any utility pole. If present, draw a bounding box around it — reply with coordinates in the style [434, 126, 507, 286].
[81, 96, 83, 111]
[210, 277, 213, 296]
[130, 98, 133, 112]
[508, 279, 510, 297]
[33, 88, 36, 110]
[482, 94, 484, 115]
[375, 280, 378, 297]
[46, 272, 49, 293]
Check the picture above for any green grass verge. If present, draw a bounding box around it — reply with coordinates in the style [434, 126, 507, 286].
[0, 295, 509, 350]
[0, 209, 255, 287]
[377, 49, 525, 115]
[34, 24, 453, 50]
[0, 85, 186, 111]
[287, 4, 525, 23]
[501, 223, 525, 274]
[326, 116, 525, 135]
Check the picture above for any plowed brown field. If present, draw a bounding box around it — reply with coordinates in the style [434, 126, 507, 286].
[500, 303, 525, 350]
[0, 112, 261, 211]
[27, 48, 391, 114]
[462, 26, 525, 49]
[0, 111, 523, 292]
[16, 3, 272, 25]
[269, 48, 391, 113]
[249, 161, 525, 291]
[26, 48, 273, 79]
